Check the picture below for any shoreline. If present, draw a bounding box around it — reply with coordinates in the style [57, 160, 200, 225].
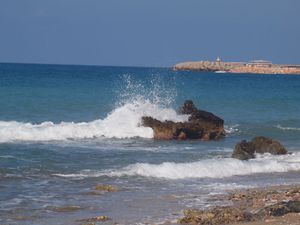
[178, 184, 300, 225]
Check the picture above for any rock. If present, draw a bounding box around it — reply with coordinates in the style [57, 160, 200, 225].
[178, 186, 300, 225]
[94, 184, 118, 192]
[257, 201, 300, 218]
[86, 191, 102, 196]
[178, 202, 300, 225]
[232, 136, 287, 160]
[77, 215, 110, 224]
[179, 100, 198, 114]
[178, 207, 253, 225]
[180, 100, 224, 127]
[49, 205, 82, 212]
[13, 215, 37, 221]
[86, 184, 118, 195]
[232, 140, 256, 160]
[251, 136, 287, 155]
[142, 100, 225, 140]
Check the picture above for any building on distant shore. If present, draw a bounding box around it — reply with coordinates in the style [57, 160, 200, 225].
[246, 60, 272, 68]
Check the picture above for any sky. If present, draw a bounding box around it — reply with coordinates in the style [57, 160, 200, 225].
[0, 0, 300, 67]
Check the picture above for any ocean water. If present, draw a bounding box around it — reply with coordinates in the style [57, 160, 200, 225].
[0, 63, 300, 224]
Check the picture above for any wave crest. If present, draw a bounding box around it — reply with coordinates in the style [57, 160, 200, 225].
[0, 100, 188, 142]
[275, 125, 300, 131]
[54, 153, 300, 180]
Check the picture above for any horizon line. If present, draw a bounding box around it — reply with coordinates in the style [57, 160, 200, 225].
[0, 61, 169, 69]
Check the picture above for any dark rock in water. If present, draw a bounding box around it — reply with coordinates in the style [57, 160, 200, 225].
[232, 136, 287, 160]
[251, 136, 287, 155]
[232, 140, 256, 160]
[142, 100, 225, 140]
[180, 100, 224, 126]
[179, 100, 198, 114]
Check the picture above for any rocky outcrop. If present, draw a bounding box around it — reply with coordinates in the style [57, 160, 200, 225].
[173, 60, 300, 75]
[142, 100, 225, 140]
[174, 61, 231, 72]
[257, 201, 300, 218]
[179, 185, 300, 225]
[179, 207, 252, 225]
[251, 136, 287, 155]
[178, 201, 300, 225]
[232, 140, 256, 160]
[232, 136, 287, 160]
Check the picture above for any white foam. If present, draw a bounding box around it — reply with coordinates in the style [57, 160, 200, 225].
[224, 124, 239, 134]
[53, 153, 300, 179]
[0, 100, 188, 142]
[275, 125, 300, 131]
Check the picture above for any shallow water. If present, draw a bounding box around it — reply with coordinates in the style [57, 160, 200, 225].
[0, 63, 300, 224]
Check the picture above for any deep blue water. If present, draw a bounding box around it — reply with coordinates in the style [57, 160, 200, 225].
[0, 63, 300, 224]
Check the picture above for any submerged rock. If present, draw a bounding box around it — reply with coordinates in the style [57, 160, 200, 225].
[77, 215, 110, 223]
[86, 184, 118, 196]
[142, 100, 225, 140]
[94, 184, 118, 192]
[232, 136, 287, 160]
[48, 205, 82, 212]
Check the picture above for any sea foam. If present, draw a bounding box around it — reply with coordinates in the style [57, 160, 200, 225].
[54, 152, 300, 179]
[0, 100, 188, 142]
[275, 125, 300, 131]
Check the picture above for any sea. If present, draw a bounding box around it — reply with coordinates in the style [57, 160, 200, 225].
[0, 63, 300, 225]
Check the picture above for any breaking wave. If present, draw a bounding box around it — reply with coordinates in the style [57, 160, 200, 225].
[275, 125, 300, 131]
[54, 152, 300, 180]
[0, 100, 188, 142]
[224, 124, 239, 134]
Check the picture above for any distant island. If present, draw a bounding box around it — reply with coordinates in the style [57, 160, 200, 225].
[174, 58, 300, 75]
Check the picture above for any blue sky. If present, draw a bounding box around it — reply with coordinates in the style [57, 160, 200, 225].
[0, 0, 299, 67]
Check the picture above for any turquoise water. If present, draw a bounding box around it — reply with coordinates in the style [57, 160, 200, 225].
[0, 63, 300, 224]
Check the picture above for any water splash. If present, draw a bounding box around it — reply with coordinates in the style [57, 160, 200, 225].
[0, 100, 188, 142]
